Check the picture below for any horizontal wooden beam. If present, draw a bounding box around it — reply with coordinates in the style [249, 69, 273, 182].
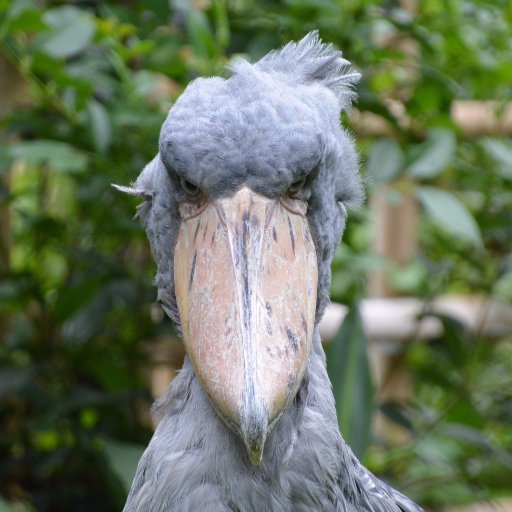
[451, 100, 512, 137]
[319, 295, 512, 343]
[350, 100, 512, 138]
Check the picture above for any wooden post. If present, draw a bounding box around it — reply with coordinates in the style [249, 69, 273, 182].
[369, 183, 418, 297]
[369, 185, 418, 444]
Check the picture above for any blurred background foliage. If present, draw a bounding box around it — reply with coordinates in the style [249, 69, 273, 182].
[0, 0, 511, 510]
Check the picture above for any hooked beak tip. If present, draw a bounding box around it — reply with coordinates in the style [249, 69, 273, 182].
[241, 409, 268, 465]
[248, 445, 264, 465]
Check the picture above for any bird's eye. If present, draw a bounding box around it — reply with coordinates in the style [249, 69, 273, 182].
[288, 176, 307, 197]
[180, 177, 200, 197]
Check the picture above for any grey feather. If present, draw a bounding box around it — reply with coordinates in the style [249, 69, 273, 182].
[124, 333, 421, 511]
[253, 30, 361, 111]
[118, 32, 422, 512]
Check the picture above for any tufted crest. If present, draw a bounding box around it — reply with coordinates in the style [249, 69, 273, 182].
[242, 30, 361, 111]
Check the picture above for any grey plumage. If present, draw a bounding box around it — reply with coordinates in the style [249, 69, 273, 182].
[119, 32, 422, 512]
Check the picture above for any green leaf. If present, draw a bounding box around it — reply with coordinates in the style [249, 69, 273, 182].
[9, 140, 88, 173]
[40, 6, 95, 58]
[211, 0, 230, 49]
[481, 138, 512, 180]
[61, 280, 137, 344]
[407, 128, 456, 179]
[445, 401, 485, 430]
[325, 303, 373, 459]
[5, 7, 47, 32]
[53, 278, 104, 322]
[366, 138, 404, 183]
[87, 99, 112, 153]
[4, 0, 35, 19]
[416, 186, 483, 246]
[101, 438, 145, 494]
[185, 9, 217, 60]
[495, 272, 512, 301]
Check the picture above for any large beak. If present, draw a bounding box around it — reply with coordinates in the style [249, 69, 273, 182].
[174, 187, 317, 464]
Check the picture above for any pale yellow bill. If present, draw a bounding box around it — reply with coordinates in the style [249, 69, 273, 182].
[174, 187, 317, 463]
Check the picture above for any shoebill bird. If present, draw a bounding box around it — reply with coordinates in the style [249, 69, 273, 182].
[117, 32, 422, 512]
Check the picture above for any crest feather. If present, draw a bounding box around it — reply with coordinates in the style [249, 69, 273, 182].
[255, 31, 361, 109]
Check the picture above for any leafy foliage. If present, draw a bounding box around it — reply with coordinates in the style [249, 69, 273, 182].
[1, 0, 511, 510]
[326, 303, 373, 460]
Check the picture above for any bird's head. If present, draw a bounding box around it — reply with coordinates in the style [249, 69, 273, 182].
[117, 32, 362, 465]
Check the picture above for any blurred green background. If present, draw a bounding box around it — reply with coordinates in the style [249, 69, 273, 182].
[1, 0, 511, 510]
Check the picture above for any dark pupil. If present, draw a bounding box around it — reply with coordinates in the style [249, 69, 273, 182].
[181, 178, 199, 196]
[289, 177, 306, 194]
